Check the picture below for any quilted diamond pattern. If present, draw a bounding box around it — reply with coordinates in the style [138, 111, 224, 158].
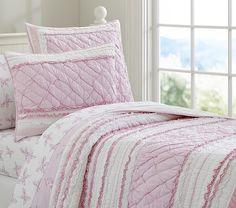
[26, 21, 134, 102]
[14, 58, 118, 113]
[5, 45, 121, 140]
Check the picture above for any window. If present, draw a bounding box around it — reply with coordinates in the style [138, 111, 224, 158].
[154, 0, 236, 116]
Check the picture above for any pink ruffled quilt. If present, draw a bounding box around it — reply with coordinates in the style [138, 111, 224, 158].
[10, 102, 236, 208]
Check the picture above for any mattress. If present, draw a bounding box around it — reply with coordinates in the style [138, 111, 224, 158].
[0, 129, 41, 179]
[0, 174, 17, 208]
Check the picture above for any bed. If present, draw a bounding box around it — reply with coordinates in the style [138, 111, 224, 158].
[0, 174, 16, 208]
[8, 102, 236, 208]
[0, 8, 108, 207]
[0, 33, 31, 208]
[1, 7, 236, 208]
[0, 129, 41, 207]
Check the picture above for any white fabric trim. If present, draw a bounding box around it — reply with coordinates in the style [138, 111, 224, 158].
[174, 136, 236, 208]
[5, 44, 115, 68]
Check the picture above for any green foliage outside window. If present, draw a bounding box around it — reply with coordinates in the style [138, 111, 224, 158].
[197, 90, 227, 115]
[161, 73, 191, 108]
[161, 74, 228, 115]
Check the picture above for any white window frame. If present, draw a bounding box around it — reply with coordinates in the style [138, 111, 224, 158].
[151, 0, 235, 117]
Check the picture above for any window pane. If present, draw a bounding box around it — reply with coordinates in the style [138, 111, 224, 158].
[233, 0, 236, 26]
[233, 31, 236, 74]
[233, 78, 236, 117]
[160, 71, 191, 108]
[196, 75, 228, 115]
[195, 0, 228, 26]
[159, 27, 190, 70]
[195, 29, 228, 73]
[159, 0, 190, 25]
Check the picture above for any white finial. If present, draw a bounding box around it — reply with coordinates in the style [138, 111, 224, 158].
[94, 6, 107, 25]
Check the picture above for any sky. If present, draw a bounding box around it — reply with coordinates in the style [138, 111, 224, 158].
[158, 0, 236, 115]
[159, 0, 232, 27]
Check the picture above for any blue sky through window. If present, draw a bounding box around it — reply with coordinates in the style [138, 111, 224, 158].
[160, 35, 229, 72]
[158, 0, 236, 116]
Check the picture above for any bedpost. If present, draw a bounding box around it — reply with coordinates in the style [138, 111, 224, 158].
[94, 6, 107, 24]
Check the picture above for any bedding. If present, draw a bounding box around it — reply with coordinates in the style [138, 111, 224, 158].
[9, 102, 236, 208]
[0, 129, 40, 178]
[0, 55, 15, 129]
[0, 174, 17, 208]
[25, 20, 133, 103]
[5, 44, 127, 140]
[25, 20, 124, 54]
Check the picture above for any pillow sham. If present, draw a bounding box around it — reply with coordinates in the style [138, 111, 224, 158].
[25, 20, 133, 102]
[0, 55, 15, 129]
[5, 44, 119, 141]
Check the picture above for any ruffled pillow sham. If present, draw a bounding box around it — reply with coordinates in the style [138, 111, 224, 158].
[5, 44, 120, 141]
[25, 20, 133, 102]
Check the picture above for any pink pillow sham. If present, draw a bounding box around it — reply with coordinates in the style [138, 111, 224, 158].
[25, 20, 133, 102]
[5, 44, 120, 141]
[0, 55, 15, 129]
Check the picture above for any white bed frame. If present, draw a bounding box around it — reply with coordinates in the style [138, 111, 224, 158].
[0, 6, 107, 208]
[0, 33, 29, 53]
[0, 6, 107, 54]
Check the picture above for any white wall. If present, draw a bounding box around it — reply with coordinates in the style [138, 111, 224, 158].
[0, 0, 80, 33]
[79, 0, 143, 101]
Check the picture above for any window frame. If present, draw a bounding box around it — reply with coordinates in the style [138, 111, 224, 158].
[153, 0, 235, 116]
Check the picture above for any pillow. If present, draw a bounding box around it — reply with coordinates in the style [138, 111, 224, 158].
[5, 44, 120, 141]
[0, 55, 15, 129]
[25, 20, 133, 102]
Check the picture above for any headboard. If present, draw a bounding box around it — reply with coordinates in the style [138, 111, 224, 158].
[0, 33, 29, 53]
[0, 6, 107, 54]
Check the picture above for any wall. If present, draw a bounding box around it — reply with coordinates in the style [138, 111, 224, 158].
[0, 0, 80, 33]
[79, 0, 143, 101]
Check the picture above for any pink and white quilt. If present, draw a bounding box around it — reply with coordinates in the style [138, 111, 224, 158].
[9, 102, 236, 208]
